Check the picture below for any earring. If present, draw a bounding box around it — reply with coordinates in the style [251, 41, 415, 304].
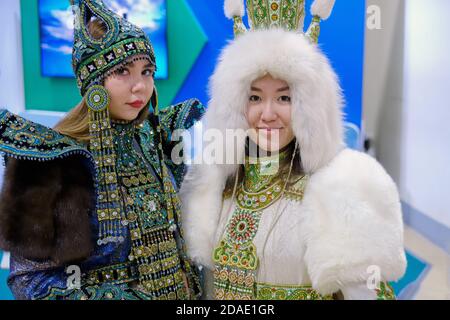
[151, 86, 159, 116]
[85, 85, 110, 112]
[85, 85, 124, 245]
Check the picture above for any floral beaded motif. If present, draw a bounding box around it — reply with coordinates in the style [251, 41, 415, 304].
[247, 0, 305, 32]
[213, 145, 313, 300]
[256, 283, 333, 300]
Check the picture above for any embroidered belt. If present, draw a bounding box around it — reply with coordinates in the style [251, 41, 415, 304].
[83, 262, 139, 286]
[256, 283, 335, 300]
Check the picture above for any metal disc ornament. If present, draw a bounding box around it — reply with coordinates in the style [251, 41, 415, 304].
[86, 85, 110, 112]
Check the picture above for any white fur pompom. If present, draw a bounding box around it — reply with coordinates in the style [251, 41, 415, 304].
[311, 0, 336, 20]
[224, 0, 245, 19]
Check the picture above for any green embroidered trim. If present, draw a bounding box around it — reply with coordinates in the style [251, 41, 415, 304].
[256, 283, 334, 300]
[284, 174, 308, 201]
[244, 151, 289, 192]
[214, 237, 259, 270]
[213, 207, 261, 300]
[237, 147, 294, 210]
[246, 0, 305, 31]
[233, 16, 247, 36]
[213, 262, 257, 300]
[213, 144, 309, 300]
[305, 15, 321, 44]
[233, 0, 325, 42]
[237, 182, 284, 211]
[248, 0, 270, 29]
[281, 0, 305, 31]
[242, 165, 277, 191]
[213, 206, 261, 299]
[376, 282, 396, 300]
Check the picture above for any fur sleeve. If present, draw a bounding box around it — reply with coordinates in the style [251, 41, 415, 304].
[301, 149, 407, 295]
[0, 156, 94, 264]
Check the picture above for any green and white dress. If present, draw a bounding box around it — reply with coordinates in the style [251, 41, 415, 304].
[208, 147, 396, 300]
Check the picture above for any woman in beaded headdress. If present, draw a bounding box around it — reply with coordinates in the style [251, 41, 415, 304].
[0, 0, 204, 300]
[181, 0, 406, 300]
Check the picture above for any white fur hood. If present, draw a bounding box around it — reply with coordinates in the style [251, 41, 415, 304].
[181, 149, 407, 295]
[204, 28, 345, 175]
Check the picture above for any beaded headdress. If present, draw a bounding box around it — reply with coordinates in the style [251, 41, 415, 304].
[69, 0, 160, 246]
[70, 0, 156, 95]
[224, 0, 336, 43]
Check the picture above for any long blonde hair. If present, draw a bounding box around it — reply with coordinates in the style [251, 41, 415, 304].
[54, 18, 151, 142]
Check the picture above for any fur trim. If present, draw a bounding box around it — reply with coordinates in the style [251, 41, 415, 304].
[182, 148, 407, 292]
[182, 28, 344, 268]
[300, 149, 407, 295]
[180, 163, 227, 269]
[224, 0, 245, 19]
[0, 156, 94, 264]
[208, 28, 344, 175]
[311, 0, 336, 20]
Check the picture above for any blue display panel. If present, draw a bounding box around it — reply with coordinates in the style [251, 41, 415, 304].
[38, 0, 168, 79]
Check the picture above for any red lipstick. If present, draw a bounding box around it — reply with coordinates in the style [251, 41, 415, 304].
[127, 100, 144, 108]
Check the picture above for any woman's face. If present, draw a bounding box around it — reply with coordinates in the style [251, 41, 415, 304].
[104, 58, 155, 121]
[246, 74, 295, 152]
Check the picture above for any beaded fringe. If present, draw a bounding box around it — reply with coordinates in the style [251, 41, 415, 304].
[88, 104, 125, 245]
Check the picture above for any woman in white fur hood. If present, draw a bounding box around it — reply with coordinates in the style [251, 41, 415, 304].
[180, 0, 407, 300]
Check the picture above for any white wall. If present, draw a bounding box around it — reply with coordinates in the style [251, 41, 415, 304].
[0, 0, 25, 114]
[363, 0, 405, 182]
[401, 0, 450, 229]
[364, 0, 450, 229]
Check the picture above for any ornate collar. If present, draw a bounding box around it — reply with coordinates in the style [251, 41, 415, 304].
[238, 141, 295, 211]
[243, 142, 294, 193]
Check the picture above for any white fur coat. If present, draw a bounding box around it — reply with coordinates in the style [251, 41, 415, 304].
[181, 149, 406, 295]
[180, 26, 406, 296]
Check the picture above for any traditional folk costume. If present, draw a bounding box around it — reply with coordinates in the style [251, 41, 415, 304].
[0, 0, 203, 300]
[181, 0, 407, 300]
